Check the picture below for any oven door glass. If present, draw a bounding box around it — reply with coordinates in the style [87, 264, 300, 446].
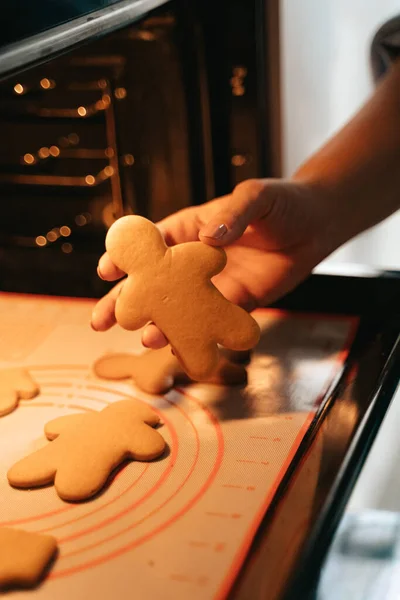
[0, 3, 211, 297]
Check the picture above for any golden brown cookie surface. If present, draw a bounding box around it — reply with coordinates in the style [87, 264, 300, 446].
[0, 528, 57, 588]
[94, 346, 247, 394]
[105, 216, 260, 380]
[0, 368, 39, 417]
[7, 399, 166, 501]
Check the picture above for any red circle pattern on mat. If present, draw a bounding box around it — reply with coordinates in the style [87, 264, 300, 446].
[2, 366, 224, 579]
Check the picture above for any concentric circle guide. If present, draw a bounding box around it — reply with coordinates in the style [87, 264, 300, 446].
[0, 294, 358, 599]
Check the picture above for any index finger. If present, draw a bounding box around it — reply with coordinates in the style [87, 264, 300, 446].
[97, 253, 125, 281]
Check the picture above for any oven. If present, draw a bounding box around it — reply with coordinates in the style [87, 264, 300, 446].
[0, 4, 399, 600]
[0, 0, 280, 298]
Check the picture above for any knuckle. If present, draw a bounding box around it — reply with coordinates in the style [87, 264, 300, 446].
[234, 178, 266, 201]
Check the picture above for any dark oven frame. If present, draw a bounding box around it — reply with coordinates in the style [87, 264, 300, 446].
[231, 268, 400, 599]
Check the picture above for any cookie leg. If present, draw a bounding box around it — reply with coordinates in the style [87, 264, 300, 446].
[133, 359, 177, 394]
[217, 305, 260, 351]
[54, 445, 131, 501]
[54, 462, 110, 501]
[172, 339, 220, 381]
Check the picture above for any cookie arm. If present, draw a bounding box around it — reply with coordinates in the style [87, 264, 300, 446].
[0, 389, 18, 417]
[115, 279, 150, 331]
[171, 243, 226, 278]
[7, 444, 58, 489]
[44, 413, 90, 440]
[0, 369, 39, 416]
[125, 423, 166, 460]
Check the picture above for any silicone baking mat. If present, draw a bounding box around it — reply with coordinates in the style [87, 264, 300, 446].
[0, 293, 358, 599]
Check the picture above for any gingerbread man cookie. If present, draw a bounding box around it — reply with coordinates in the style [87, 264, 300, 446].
[105, 216, 260, 380]
[0, 368, 39, 417]
[93, 346, 247, 394]
[8, 399, 166, 501]
[0, 528, 57, 588]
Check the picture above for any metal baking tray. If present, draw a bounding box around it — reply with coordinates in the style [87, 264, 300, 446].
[231, 266, 400, 599]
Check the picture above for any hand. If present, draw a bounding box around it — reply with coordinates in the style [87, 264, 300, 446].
[91, 178, 336, 347]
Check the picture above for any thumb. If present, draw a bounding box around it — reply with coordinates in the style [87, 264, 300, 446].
[198, 179, 279, 246]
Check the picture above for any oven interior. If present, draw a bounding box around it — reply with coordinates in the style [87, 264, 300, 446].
[0, 0, 276, 298]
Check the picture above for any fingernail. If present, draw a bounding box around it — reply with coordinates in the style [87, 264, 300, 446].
[200, 223, 228, 240]
[97, 265, 105, 280]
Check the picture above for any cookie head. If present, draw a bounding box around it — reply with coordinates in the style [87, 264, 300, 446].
[106, 215, 167, 273]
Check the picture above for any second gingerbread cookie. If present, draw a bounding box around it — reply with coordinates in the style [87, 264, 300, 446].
[93, 346, 247, 394]
[8, 399, 166, 501]
[105, 216, 260, 379]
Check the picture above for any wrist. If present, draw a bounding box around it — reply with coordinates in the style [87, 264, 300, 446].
[290, 174, 355, 260]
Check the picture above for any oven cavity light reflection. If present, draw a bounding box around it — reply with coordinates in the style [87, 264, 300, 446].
[60, 226, 71, 237]
[40, 78, 55, 90]
[61, 243, 73, 254]
[104, 166, 114, 177]
[46, 231, 58, 242]
[85, 175, 95, 185]
[232, 86, 245, 96]
[137, 30, 155, 42]
[95, 99, 106, 111]
[231, 154, 247, 167]
[105, 147, 114, 158]
[114, 87, 127, 100]
[39, 147, 50, 159]
[75, 214, 87, 226]
[77, 106, 87, 117]
[68, 133, 79, 145]
[23, 153, 35, 165]
[49, 146, 60, 157]
[123, 154, 135, 166]
[13, 83, 25, 95]
[35, 236, 47, 247]
[233, 67, 247, 77]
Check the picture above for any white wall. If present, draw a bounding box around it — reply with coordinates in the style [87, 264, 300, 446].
[281, 0, 400, 270]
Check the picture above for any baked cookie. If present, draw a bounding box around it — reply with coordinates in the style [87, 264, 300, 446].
[93, 346, 247, 394]
[8, 399, 166, 501]
[105, 215, 260, 380]
[0, 528, 57, 588]
[0, 368, 39, 417]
